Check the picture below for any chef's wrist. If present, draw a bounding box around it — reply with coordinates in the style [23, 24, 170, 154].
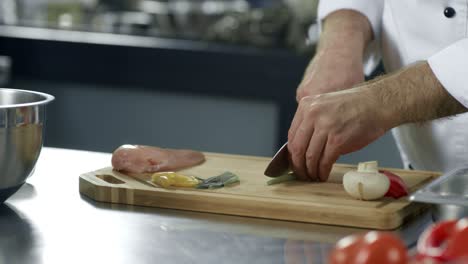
[358, 83, 399, 131]
[364, 66, 420, 129]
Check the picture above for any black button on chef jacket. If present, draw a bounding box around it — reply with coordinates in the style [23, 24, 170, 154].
[444, 7, 456, 18]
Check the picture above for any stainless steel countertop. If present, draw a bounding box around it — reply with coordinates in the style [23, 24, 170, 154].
[3, 147, 434, 264]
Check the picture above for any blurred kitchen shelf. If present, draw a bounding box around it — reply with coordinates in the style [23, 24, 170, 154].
[0, 25, 310, 148]
[0, 25, 309, 98]
[0, 25, 307, 57]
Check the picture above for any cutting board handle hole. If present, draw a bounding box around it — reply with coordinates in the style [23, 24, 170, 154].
[96, 174, 125, 184]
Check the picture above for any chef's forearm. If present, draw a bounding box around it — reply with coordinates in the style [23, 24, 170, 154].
[317, 10, 373, 57]
[370, 62, 467, 128]
[302, 10, 373, 77]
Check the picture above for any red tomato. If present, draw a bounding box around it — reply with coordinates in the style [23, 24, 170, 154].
[411, 254, 443, 264]
[329, 231, 408, 264]
[417, 218, 468, 262]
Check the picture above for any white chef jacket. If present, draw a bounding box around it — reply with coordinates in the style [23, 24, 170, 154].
[318, 0, 468, 172]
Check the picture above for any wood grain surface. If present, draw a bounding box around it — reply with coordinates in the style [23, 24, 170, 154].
[79, 152, 439, 230]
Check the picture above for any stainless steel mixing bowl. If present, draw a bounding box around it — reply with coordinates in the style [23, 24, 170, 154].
[410, 167, 468, 222]
[432, 204, 468, 222]
[0, 88, 54, 202]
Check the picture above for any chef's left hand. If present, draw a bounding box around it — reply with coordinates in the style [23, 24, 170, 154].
[287, 61, 468, 182]
[287, 86, 392, 182]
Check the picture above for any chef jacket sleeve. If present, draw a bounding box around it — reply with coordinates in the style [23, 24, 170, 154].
[317, 0, 384, 75]
[428, 38, 468, 108]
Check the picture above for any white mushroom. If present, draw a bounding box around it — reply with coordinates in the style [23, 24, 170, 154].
[343, 161, 390, 200]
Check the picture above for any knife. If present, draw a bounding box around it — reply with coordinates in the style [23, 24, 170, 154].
[264, 142, 291, 177]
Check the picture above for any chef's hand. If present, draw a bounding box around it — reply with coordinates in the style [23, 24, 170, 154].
[296, 10, 372, 102]
[288, 61, 467, 181]
[288, 87, 391, 181]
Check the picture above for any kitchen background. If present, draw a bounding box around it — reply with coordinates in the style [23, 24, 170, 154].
[0, 0, 402, 167]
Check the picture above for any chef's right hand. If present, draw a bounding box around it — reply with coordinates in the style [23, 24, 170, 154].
[288, 10, 375, 181]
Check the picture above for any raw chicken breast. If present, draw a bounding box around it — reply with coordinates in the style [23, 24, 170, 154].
[111, 145, 205, 173]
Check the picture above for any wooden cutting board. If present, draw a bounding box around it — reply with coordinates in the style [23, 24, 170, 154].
[79, 152, 439, 230]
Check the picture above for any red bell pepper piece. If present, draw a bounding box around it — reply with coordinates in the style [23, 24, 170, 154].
[380, 170, 409, 199]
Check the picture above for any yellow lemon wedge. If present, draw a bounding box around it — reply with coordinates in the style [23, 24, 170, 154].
[151, 172, 200, 188]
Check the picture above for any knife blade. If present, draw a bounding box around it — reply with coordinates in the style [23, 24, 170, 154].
[264, 142, 291, 177]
